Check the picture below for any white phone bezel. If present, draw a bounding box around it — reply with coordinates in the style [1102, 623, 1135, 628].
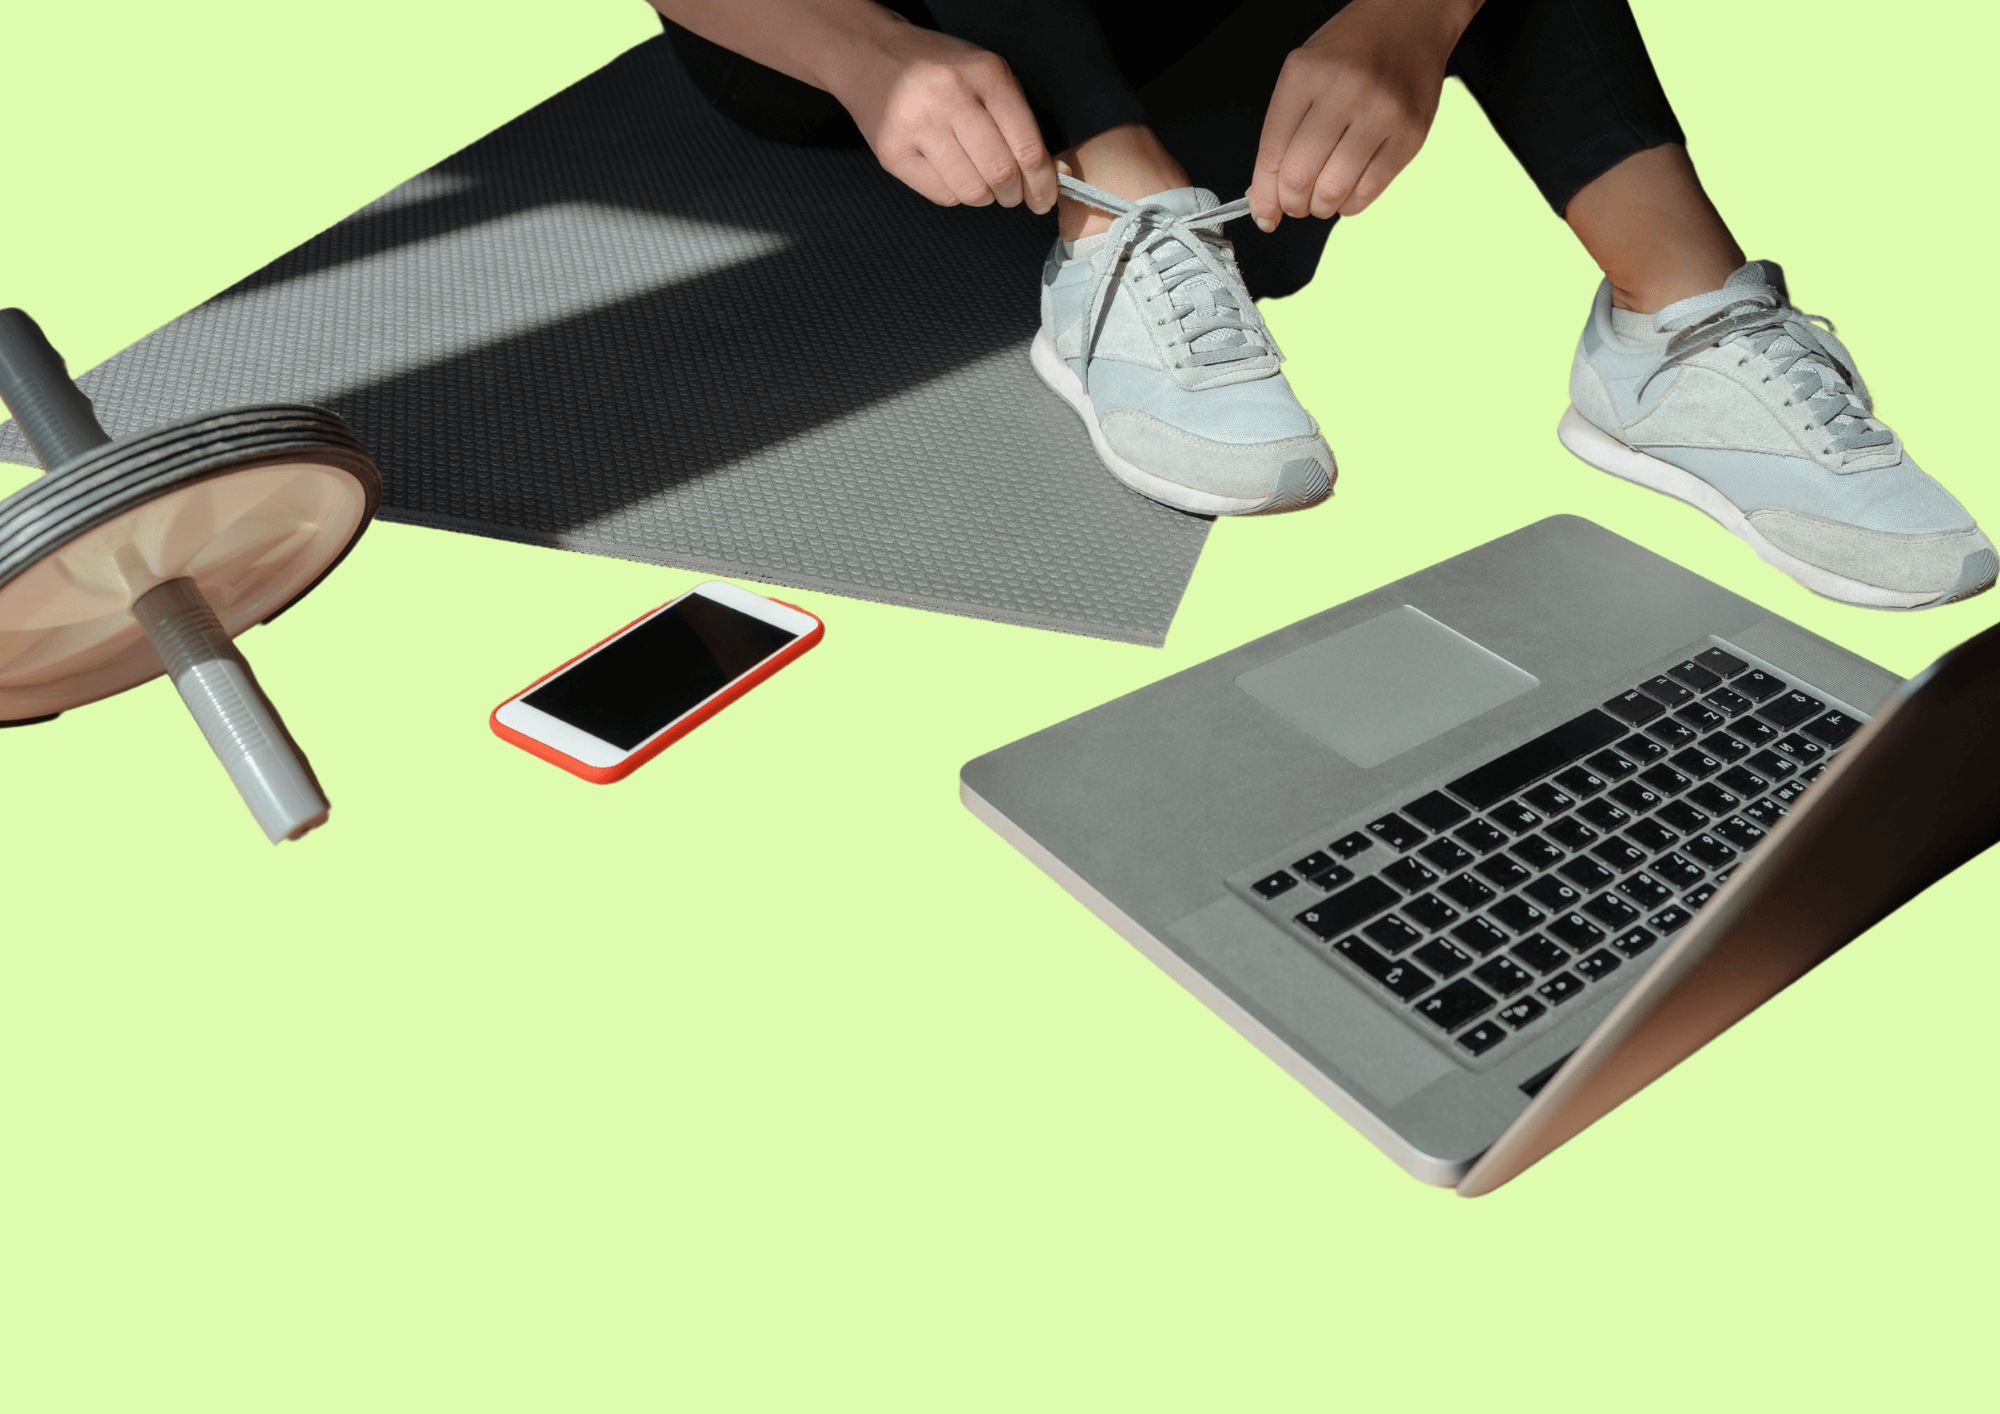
[493, 580, 818, 768]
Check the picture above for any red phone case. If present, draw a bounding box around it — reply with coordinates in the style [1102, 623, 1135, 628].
[488, 592, 824, 784]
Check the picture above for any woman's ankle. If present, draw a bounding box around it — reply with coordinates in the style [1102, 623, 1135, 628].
[1056, 123, 1191, 240]
[1566, 144, 1745, 313]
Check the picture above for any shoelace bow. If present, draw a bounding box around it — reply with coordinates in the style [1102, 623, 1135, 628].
[1644, 282, 1893, 459]
[1058, 174, 1277, 393]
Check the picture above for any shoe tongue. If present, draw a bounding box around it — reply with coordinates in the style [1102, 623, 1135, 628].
[1724, 259, 1790, 303]
[1140, 186, 1221, 217]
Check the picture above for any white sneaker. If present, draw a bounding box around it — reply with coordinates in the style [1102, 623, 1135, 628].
[1034, 175, 1334, 516]
[1562, 261, 1995, 609]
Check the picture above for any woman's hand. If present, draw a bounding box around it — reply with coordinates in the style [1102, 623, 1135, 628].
[1249, 0, 1482, 231]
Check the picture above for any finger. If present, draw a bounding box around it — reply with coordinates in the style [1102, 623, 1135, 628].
[918, 127, 1001, 207]
[952, 107, 1029, 209]
[883, 149, 965, 208]
[1337, 134, 1418, 217]
[1276, 100, 1353, 219]
[1252, 51, 1323, 231]
[973, 72, 1057, 213]
[1306, 119, 1385, 219]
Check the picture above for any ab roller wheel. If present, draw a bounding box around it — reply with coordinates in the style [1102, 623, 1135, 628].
[0, 309, 382, 842]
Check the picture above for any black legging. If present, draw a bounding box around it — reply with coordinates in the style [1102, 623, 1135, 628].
[662, 0, 1685, 299]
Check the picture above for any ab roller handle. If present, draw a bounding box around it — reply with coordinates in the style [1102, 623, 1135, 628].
[133, 579, 331, 843]
[0, 308, 112, 469]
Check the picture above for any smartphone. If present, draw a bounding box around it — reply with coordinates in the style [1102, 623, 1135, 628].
[490, 580, 823, 783]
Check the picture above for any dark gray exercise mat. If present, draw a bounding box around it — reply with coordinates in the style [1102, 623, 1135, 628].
[0, 36, 1210, 645]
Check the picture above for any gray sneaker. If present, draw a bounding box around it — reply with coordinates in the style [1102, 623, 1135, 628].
[1033, 175, 1333, 516]
[1561, 261, 1994, 609]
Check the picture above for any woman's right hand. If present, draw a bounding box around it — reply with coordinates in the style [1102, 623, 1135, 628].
[821, 19, 1058, 214]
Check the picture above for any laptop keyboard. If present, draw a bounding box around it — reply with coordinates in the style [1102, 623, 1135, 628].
[1239, 645, 1865, 1062]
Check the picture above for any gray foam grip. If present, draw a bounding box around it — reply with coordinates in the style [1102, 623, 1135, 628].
[0, 309, 111, 471]
[134, 578, 329, 843]
[0, 37, 1211, 645]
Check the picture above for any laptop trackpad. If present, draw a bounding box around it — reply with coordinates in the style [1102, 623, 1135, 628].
[1235, 605, 1538, 768]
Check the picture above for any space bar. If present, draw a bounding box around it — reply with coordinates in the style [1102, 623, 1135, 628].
[1445, 709, 1627, 809]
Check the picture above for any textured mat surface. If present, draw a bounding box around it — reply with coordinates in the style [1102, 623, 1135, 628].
[0, 36, 1211, 645]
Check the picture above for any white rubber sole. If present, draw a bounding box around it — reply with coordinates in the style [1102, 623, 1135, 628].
[1555, 405, 1955, 611]
[1030, 330, 1319, 517]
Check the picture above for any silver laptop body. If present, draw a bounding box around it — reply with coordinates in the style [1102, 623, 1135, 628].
[960, 516, 2000, 1191]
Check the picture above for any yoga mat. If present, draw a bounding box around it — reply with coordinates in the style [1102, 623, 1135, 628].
[0, 35, 1211, 646]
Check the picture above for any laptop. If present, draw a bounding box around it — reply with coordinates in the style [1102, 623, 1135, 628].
[959, 515, 2000, 1194]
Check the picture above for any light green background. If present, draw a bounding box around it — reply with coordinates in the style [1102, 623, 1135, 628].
[3, 3, 1994, 1408]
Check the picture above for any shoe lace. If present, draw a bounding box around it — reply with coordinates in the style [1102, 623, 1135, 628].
[1645, 284, 1894, 461]
[1057, 174, 1277, 393]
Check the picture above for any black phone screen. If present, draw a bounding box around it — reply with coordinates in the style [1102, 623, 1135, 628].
[524, 594, 800, 750]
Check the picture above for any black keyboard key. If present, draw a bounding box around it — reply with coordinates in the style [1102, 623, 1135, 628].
[1295, 876, 1399, 938]
[1590, 837, 1648, 872]
[1382, 857, 1440, 893]
[1544, 816, 1599, 851]
[1669, 747, 1722, 779]
[1718, 765, 1769, 797]
[1490, 896, 1548, 934]
[1648, 905, 1695, 934]
[1497, 997, 1547, 1030]
[1364, 915, 1423, 953]
[1619, 734, 1668, 763]
[1402, 791, 1470, 831]
[1444, 710, 1628, 810]
[1453, 818, 1509, 854]
[1655, 800, 1710, 834]
[1439, 874, 1497, 911]
[1652, 853, 1705, 889]
[1700, 731, 1751, 764]
[1331, 832, 1373, 859]
[1773, 733, 1827, 767]
[1604, 689, 1665, 726]
[1546, 912, 1606, 951]
[1742, 797, 1786, 828]
[1617, 872, 1674, 908]
[1714, 815, 1766, 850]
[1577, 798, 1631, 832]
[1418, 838, 1476, 875]
[1366, 813, 1427, 850]
[1309, 864, 1356, 891]
[1676, 703, 1726, 734]
[1686, 782, 1740, 816]
[1554, 765, 1607, 798]
[1667, 659, 1722, 692]
[1734, 670, 1786, 703]
[1729, 716, 1779, 747]
[1522, 783, 1575, 816]
[1417, 978, 1497, 1031]
[1508, 834, 1565, 870]
[1292, 851, 1336, 878]
[1524, 876, 1582, 912]
[1772, 776, 1811, 807]
[1704, 686, 1753, 717]
[1682, 883, 1717, 909]
[1335, 936, 1433, 1000]
[1253, 871, 1297, 899]
[1512, 935, 1570, 974]
[1623, 817, 1679, 853]
[1757, 689, 1825, 730]
[1803, 711, 1863, 747]
[1414, 938, 1474, 978]
[1587, 749, 1638, 781]
[1583, 892, 1640, 928]
[1457, 1019, 1509, 1056]
[1683, 832, 1737, 869]
[1537, 972, 1586, 1006]
[1638, 674, 1694, 706]
[1574, 949, 1622, 983]
[1475, 855, 1533, 890]
[1694, 647, 1749, 678]
[1647, 718, 1700, 748]
[1402, 893, 1461, 931]
[1488, 801, 1542, 835]
[1474, 956, 1535, 997]
[1639, 764, 1692, 796]
[1611, 927, 1657, 957]
[1744, 749, 1797, 780]
[1559, 856, 1616, 891]
[1451, 917, 1509, 955]
[1609, 781, 1663, 815]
